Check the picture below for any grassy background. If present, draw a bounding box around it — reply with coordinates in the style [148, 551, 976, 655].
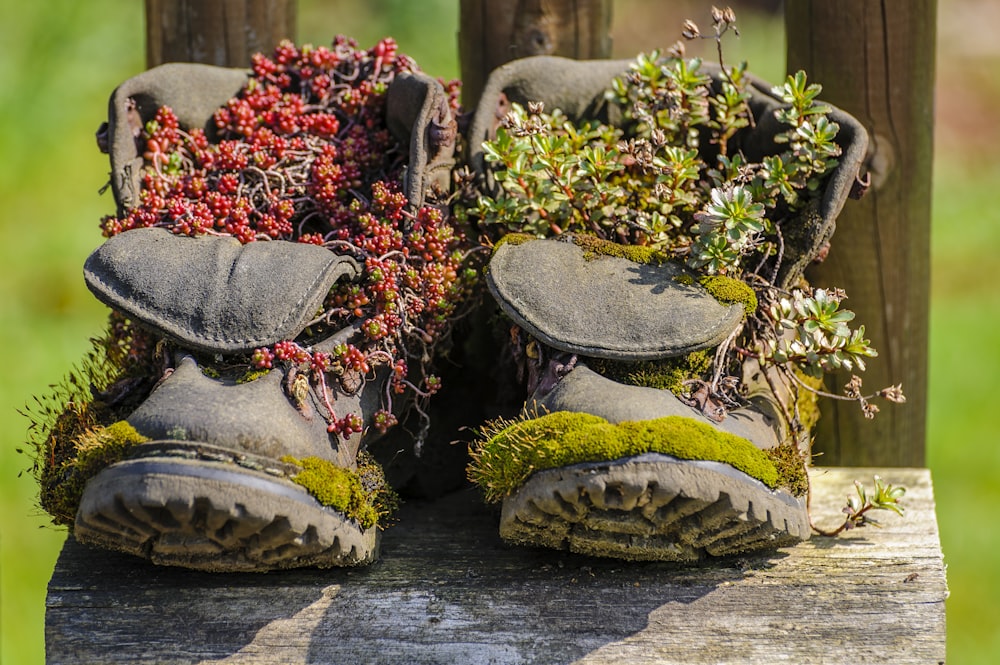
[2, 2, 996, 663]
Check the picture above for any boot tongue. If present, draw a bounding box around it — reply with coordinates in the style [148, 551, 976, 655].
[486, 236, 745, 361]
[84, 228, 360, 354]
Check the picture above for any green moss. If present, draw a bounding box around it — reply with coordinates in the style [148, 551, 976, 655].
[765, 442, 809, 497]
[281, 453, 396, 529]
[492, 232, 537, 254]
[697, 275, 758, 315]
[587, 350, 712, 394]
[42, 421, 150, 526]
[469, 410, 785, 502]
[237, 368, 271, 384]
[794, 370, 823, 434]
[492, 232, 670, 266]
[673, 274, 695, 286]
[571, 234, 668, 265]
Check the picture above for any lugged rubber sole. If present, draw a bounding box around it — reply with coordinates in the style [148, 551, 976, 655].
[74, 456, 379, 572]
[499, 452, 808, 562]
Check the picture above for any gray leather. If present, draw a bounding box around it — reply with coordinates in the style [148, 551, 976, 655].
[127, 355, 386, 469]
[84, 228, 360, 354]
[487, 237, 744, 361]
[386, 71, 458, 207]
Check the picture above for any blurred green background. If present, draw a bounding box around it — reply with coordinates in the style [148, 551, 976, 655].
[2, 1, 996, 663]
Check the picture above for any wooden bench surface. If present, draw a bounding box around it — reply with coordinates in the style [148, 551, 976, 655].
[46, 467, 946, 664]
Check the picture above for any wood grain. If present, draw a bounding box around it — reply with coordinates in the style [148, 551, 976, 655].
[786, 1, 936, 467]
[145, 0, 297, 68]
[47, 467, 946, 664]
[458, 0, 613, 109]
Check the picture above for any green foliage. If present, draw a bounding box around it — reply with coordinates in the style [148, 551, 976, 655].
[814, 475, 906, 536]
[689, 185, 767, 274]
[771, 71, 842, 198]
[762, 288, 877, 377]
[473, 37, 892, 434]
[478, 54, 844, 278]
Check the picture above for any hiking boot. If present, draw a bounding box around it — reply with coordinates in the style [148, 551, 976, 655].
[36, 48, 466, 571]
[469, 235, 810, 561]
[72, 228, 392, 571]
[463, 52, 868, 561]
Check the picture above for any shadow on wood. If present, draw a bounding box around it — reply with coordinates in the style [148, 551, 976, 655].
[46, 468, 945, 664]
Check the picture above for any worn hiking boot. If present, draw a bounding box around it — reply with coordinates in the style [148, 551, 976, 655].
[464, 51, 869, 561]
[471, 237, 809, 561]
[73, 228, 391, 570]
[470, 235, 809, 561]
[32, 40, 472, 571]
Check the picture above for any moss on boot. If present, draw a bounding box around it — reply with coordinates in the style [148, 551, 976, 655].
[282, 452, 397, 529]
[469, 410, 788, 503]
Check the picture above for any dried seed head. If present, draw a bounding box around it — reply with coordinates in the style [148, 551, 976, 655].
[844, 374, 864, 399]
[681, 20, 701, 40]
[878, 384, 906, 404]
[666, 40, 686, 59]
[861, 399, 880, 419]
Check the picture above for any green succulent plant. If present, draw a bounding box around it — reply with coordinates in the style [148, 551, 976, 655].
[472, 9, 905, 445]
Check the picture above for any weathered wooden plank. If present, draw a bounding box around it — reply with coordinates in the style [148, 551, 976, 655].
[46, 468, 946, 664]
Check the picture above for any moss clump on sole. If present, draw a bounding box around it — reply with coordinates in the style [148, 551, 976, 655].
[43, 420, 150, 526]
[469, 410, 786, 502]
[282, 452, 396, 529]
[765, 442, 809, 497]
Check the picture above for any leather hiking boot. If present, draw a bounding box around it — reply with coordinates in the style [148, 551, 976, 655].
[32, 43, 470, 572]
[463, 51, 870, 561]
[73, 228, 392, 571]
[469, 235, 810, 562]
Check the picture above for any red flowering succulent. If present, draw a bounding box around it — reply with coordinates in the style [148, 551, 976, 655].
[99, 36, 476, 438]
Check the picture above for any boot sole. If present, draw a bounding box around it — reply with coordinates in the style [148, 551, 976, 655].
[499, 452, 808, 562]
[74, 457, 379, 572]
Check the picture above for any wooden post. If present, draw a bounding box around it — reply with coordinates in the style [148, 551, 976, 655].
[458, 0, 613, 109]
[785, 2, 935, 467]
[145, 0, 297, 68]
